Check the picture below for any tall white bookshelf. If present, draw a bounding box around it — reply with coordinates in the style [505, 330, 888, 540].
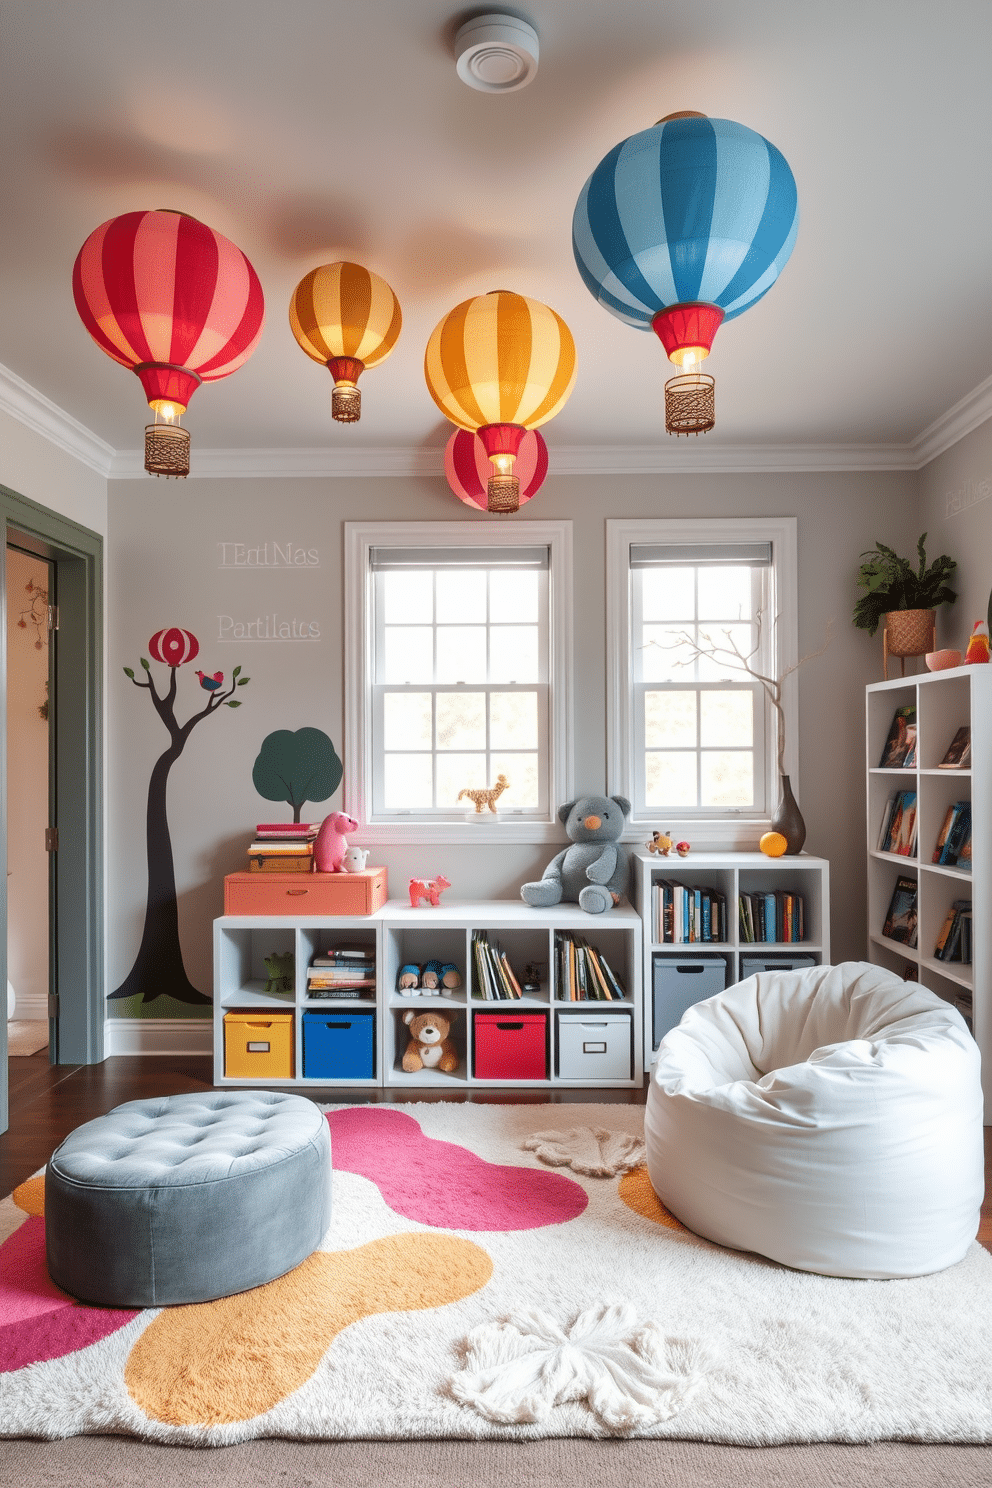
[865, 668, 990, 1117]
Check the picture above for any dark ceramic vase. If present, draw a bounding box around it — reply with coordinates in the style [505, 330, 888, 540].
[771, 773, 806, 854]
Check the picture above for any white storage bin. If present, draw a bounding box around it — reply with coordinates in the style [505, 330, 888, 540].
[556, 1011, 632, 1081]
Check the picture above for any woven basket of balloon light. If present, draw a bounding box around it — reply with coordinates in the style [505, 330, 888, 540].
[144, 424, 190, 478]
[664, 371, 715, 435]
[331, 384, 361, 422]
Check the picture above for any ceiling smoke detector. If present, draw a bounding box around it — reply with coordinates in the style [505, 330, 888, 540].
[455, 13, 539, 93]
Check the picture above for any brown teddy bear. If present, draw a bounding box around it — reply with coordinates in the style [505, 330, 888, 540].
[402, 1009, 459, 1073]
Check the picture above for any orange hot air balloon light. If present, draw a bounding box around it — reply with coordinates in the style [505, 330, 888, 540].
[289, 263, 402, 423]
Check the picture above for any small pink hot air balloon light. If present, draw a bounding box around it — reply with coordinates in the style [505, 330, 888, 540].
[148, 628, 200, 667]
[444, 427, 549, 513]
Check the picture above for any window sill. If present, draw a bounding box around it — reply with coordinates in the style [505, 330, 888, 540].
[626, 817, 772, 852]
[352, 818, 566, 847]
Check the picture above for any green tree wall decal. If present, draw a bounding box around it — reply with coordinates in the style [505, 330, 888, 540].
[252, 727, 343, 822]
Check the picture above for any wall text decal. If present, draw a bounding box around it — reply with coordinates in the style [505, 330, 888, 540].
[218, 542, 319, 567]
[945, 477, 991, 519]
[217, 614, 321, 641]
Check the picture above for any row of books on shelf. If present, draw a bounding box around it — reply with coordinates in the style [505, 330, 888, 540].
[306, 943, 375, 998]
[875, 794, 971, 868]
[739, 891, 806, 944]
[878, 707, 970, 771]
[652, 882, 727, 944]
[472, 930, 526, 1001]
[248, 821, 316, 872]
[553, 932, 628, 1003]
[882, 876, 973, 963]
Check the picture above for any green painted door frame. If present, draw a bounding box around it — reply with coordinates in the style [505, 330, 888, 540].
[0, 485, 103, 1134]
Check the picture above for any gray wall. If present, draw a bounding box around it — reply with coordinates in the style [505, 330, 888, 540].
[108, 465, 919, 1007]
[919, 419, 992, 653]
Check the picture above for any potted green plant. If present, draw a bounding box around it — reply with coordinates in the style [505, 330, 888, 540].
[853, 534, 957, 673]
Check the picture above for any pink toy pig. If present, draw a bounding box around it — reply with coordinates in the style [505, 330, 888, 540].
[313, 811, 359, 873]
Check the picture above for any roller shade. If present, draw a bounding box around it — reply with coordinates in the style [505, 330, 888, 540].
[630, 543, 772, 567]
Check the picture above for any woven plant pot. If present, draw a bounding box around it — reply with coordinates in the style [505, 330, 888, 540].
[885, 608, 936, 658]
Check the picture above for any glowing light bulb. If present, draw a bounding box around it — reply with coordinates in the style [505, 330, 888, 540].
[490, 451, 516, 477]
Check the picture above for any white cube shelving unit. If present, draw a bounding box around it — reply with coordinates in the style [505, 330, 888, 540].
[213, 899, 643, 1090]
[630, 849, 831, 1068]
[866, 668, 989, 1116]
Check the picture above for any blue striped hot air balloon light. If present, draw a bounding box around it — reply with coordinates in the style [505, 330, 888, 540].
[572, 113, 799, 432]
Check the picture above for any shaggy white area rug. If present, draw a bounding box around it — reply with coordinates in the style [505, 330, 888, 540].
[2, 1102, 991, 1445]
[522, 1125, 646, 1176]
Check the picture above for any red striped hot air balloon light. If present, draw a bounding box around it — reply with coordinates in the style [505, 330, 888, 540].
[148, 628, 200, 667]
[445, 427, 548, 511]
[289, 262, 402, 423]
[424, 290, 576, 513]
[72, 211, 265, 478]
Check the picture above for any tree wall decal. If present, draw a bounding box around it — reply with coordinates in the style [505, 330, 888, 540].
[109, 628, 250, 1007]
[252, 727, 343, 822]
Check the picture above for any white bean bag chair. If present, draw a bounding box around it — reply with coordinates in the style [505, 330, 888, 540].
[644, 961, 984, 1278]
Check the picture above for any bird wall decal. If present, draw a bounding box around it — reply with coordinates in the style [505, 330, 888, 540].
[196, 669, 224, 691]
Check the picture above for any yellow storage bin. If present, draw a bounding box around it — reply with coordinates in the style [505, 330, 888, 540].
[224, 1011, 294, 1079]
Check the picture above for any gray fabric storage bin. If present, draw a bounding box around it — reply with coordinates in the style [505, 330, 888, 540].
[653, 955, 728, 1050]
[740, 954, 818, 979]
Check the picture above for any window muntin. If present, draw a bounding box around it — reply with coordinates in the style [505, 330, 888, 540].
[372, 561, 549, 819]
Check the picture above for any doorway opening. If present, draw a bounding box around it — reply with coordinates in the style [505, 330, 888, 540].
[5, 543, 53, 1064]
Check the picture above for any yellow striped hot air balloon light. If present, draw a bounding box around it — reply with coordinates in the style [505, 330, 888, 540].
[289, 261, 402, 422]
[424, 290, 576, 513]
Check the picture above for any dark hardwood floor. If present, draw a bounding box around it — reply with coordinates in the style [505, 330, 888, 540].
[0, 1050, 648, 1196]
[3, 1049, 990, 1252]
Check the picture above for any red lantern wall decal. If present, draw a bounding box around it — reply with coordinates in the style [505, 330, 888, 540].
[147, 628, 200, 667]
[73, 211, 265, 478]
[444, 428, 548, 511]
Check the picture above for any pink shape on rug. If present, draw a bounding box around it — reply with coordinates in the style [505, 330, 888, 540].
[0, 1215, 137, 1372]
[327, 1108, 587, 1230]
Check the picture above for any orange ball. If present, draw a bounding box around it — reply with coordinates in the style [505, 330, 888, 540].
[759, 831, 788, 857]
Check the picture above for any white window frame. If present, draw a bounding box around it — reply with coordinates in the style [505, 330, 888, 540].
[606, 516, 799, 849]
[345, 520, 573, 845]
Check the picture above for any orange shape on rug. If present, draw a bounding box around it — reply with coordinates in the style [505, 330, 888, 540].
[125, 1231, 492, 1427]
[12, 1177, 45, 1217]
[618, 1166, 688, 1234]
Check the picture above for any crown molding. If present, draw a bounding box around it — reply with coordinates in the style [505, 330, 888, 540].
[0, 359, 114, 477]
[2, 356, 989, 482]
[909, 371, 992, 468]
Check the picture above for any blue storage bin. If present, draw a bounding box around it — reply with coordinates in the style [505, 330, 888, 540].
[652, 955, 728, 1050]
[302, 1011, 375, 1079]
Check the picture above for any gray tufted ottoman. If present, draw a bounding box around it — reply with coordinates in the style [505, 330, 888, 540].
[45, 1090, 332, 1307]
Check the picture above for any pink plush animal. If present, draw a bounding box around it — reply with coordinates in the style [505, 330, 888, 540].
[313, 811, 359, 873]
[408, 873, 451, 908]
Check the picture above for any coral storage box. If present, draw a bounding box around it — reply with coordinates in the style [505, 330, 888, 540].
[224, 868, 388, 916]
[224, 1011, 294, 1079]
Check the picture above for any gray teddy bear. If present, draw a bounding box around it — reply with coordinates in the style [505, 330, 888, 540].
[521, 795, 631, 914]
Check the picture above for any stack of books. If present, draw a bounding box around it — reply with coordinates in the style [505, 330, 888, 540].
[934, 900, 972, 963]
[653, 881, 727, 943]
[738, 891, 806, 943]
[307, 944, 376, 999]
[471, 931, 525, 1001]
[553, 932, 627, 1002]
[247, 822, 317, 873]
[932, 801, 972, 869]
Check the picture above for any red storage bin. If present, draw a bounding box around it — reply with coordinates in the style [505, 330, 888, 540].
[473, 1011, 547, 1080]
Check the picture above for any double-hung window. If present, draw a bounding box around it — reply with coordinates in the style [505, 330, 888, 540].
[607, 517, 798, 844]
[345, 521, 572, 842]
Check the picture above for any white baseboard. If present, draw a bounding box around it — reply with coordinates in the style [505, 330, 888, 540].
[11, 994, 48, 1020]
[103, 1018, 213, 1057]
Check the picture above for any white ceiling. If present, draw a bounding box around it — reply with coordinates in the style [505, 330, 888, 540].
[3, 0, 992, 471]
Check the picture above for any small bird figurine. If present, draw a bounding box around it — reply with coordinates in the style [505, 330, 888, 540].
[965, 622, 990, 665]
[195, 669, 224, 691]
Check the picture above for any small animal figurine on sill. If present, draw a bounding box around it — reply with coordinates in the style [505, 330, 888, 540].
[313, 810, 359, 872]
[646, 830, 674, 856]
[675, 840, 691, 858]
[457, 773, 509, 814]
[409, 873, 451, 908]
[341, 846, 370, 872]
